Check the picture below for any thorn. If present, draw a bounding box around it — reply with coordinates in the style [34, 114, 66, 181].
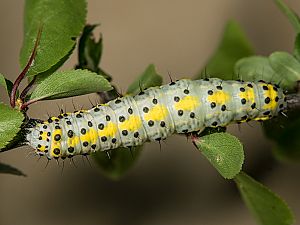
[105, 150, 111, 160]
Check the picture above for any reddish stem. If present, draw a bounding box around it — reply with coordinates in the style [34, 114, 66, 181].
[20, 76, 36, 101]
[10, 26, 42, 108]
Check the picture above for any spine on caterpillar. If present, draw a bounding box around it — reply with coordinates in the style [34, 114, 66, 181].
[26, 78, 287, 159]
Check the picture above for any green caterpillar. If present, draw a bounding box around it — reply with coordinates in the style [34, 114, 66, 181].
[25, 78, 287, 160]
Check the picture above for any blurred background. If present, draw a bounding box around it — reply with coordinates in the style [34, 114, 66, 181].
[1, 0, 300, 225]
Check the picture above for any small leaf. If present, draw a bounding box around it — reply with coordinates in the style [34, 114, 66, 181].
[196, 20, 254, 80]
[20, 0, 87, 77]
[127, 64, 163, 95]
[92, 146, 142, 180]
[234, 56, 277, 82]
[235, 172, 294, 225]
[29, 69, 113, 101]
[264, 110, 300, 162]
[0, 103, 24, 149]
[194, 132, 244, 179]
[0, 162, 26, 176]
[274, 0, 300, 33]
[269, 51, 300, 89]
[0, 73, 14, 96]
[293, 33, 300, 61]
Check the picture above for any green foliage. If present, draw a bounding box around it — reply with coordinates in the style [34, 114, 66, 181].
[0, 74, 14, 97]
[127, 64, 163, 95]
[20, 0, 87, 77]
[196, 20, 254, 80]
[293, 34, 300, 61]
[0, 162, 26, 176]
[235, 172, 294, 225]
[0, 103, 24, 149]
[194, 133, 244, 179]
[93, 147, 142, 180]
[274, 0, 300, 33]
[29, 69, 112, 101]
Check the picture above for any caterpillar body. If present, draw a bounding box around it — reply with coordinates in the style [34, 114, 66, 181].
[26, 78, 287, 159]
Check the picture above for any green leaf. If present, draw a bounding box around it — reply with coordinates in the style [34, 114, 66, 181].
[264, 110, 300, 162]
[196, 20, 254, 80]
[0, 162, 26, 176]
[274, 0, 300, 33]
[127, 64, 163, 95]
[0, 103, 24, 149]
[293, 33, 300, 61]
[194, 132, 244, 179]
[29, 69, 113, 101]
[235, 172, 294, 225]
[20, 0, 87, 77]
[0, 73, 14, 97]
[269, 51, 300, 89]
[234, 56, 277, 82]
[92, 146, 142, 180]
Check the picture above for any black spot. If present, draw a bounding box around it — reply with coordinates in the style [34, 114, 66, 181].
[138, 91, 145, 95]
[98, 123, 104, 130]
[43, 125, 47, 129]
[68, 147, 74, 153]
[265, 97, 271, 104]
[155, 138, 161, 141]
[63, 113, 68, 117]
[47, 118, 53, 123]
[190, 112, 195, 118]
[212, 121, 218, 126]
[115, 99, 121, 104]
[54, 118, 59, 122]
[46, 138, 50, 142]
[67, 130, 74, 138]
[66, 121, 72, 125]
[152, 98, 158, 104]
[182, 129, 188, 133]
[221, 105, 226, 111]
[160, 121, 166, 127]
[134, 132, 139, 138]
[143, 107, 149, 113]
[38, 136, 42, 140]
[251, 103, 256, 109]
[241, 115, 248, 120]
[53, 148, 60, 155]
[174, 96, 180, 102]
[263, 111, 271, 115]
[263, 85, 269, 90]
[148, 120, 154, 127]
[207, 90, 213, 95]
[169, 81, 176, 85]
[204, 78, 209, 81]
[81, 128, 86, 134]
[241, 98, 246, 104]
[284, 97, 287, 102]
[211, 102, 216, 108]
[112, 138, 117, 144]
[94, 107, 100, 112]
[247, 83, 253, 88]
[45, 150, 48, 153]
[37, 144, 41, 148]
[54, 134, 61, 141]
[106, 115, 111, 121]
[58, 115, 63, 119]
[279, 104, 284, 108]
[178, 110, 184, 116]
[39, 131, 43, 135]
[91, 144, 96, 149]
[128, 108, 133, 114]
[240, 87, 245, 92]
[184, 89, 190, 94]
[273, 86, 278, 91]
[83, 141, 89, 147]
[122, 130, 128, 136]
[101, 136, 107, 142]
[55, 125, 61, 129]
[259, 80, 265, 83]
[47, 132, 51, 136]
[119, 116, 125, 122]
[88, 121, 93, 127]
[76, 114, 82, 118]
[216, 86, 222, 90]
[275, 96, 279, 102]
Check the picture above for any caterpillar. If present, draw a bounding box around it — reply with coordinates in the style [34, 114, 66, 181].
[25, 78, 287, 160]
